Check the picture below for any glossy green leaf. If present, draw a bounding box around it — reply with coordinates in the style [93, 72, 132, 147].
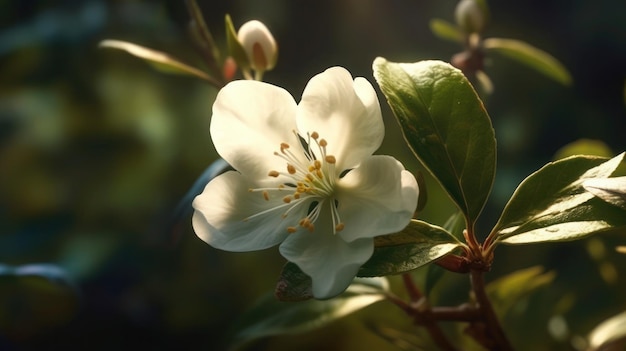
[483, 38, 572, 86]
[373, 58, 496, 224]
[429, 18, 463, 43]
[492, 153, 626, 244]
[588, 310, 626, 351]
[234, 278, 388, 346]
[98, 40, 221, 85]
[357, 220, 462, 277]
[225, 14, 250, 71]
[486, 266, 555, 319]
[583, 176, 626, 211]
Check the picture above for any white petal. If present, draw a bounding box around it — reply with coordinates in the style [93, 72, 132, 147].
[192, 171, 308, 251]
[279, 217, 374, 299]
[336, 155, 418, 242]
[210, 80, 303, 179]
[296, 67, 384, 171]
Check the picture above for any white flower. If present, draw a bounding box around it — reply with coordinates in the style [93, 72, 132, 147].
[192, 67, 418, 299]
[237, 20, 278, 72]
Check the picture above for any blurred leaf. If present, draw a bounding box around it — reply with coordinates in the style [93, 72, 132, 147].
[554, 139, 614, 160]
[0, 264, 78, 337]
[225, 14, 250, 71]
[275, 262, 313, 302]
[373, 58, 496, 225]
[358, 220, 462, 277]
[234, 277, 388, 347]
[475, 70, 494, 94]
[588, 311, 626, 351]
[493, 153, 626, 244]
[185, 0, 220, 63]
[366, 324, 434, 351]
[583, 177, 626, 211]
[483, 37, 572, 86]
[429, 19, 463, 43]
[486, 266, 555, 319]
[99, 39, 220, 85]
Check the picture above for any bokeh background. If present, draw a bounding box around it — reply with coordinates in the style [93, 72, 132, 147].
[1, 0, 625, 350]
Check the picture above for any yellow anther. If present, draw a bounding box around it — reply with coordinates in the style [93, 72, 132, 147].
[316, 170, 323, 178]
[325, 155, 336, 164]
[319, 139, 327, 147]
[293, 193, 300, 199]
[314, 160, 322, 169]
[335, 223, 345, 232]
[311, 131, 319, 139]
[262, 191, 270, 201]
[307, 223, 315, 232]
[268, 170, 280, 177]
[283, 196, 292, 203]
[287, 226, 297, 233]
[287, 164, 296, 174]
[280, 142, 290, 151]
[308, 165, 315, 172]
[306, 174, 314, 181]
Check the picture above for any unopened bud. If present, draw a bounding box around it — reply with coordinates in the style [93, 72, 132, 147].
[455, 0, 486, 34]
[237, 20, 278, 72]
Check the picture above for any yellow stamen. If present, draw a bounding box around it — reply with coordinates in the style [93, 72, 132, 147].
[262, 191, 270, 201]
[287, 226, 297, 233]
[268, 170, 279, 177]
[325, 155, 336, 164]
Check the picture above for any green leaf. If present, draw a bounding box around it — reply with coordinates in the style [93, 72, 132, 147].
[373, 58, 496, 224]
[429, 19, 463, 43]
[98, 40, 221, 85]
[483, 37, 572, 86]
[492, 153, 626, 244]
[588, 310, 626, 351]
[583, 176, 626, 211]
[358, 220, 462, 277]
[486, 266, 555, 319]
[233, 278, 388, 346]
[224, 14, 250, 71]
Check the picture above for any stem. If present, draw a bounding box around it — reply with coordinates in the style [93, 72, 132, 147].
[399, 274, 458, 351]
[469, 269, 514, 351]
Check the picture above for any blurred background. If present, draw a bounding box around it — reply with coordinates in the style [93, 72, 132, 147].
[0, 0, 625, 350]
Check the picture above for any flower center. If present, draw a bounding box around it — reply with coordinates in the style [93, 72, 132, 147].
[248, 131, 345, 235]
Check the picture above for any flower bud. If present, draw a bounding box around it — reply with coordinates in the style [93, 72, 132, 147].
[237, 20, 278, 72]
[455, 0, 486, 34]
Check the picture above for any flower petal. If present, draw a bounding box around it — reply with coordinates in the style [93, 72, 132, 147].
[279, 217, 374, 299]
[192, 171, 308, 251]
[336, 155, 418, 243]
[296, 67, 383, 171]
[210, 80, 302, 179]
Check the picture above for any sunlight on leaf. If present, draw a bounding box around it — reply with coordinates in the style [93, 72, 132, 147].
[99, 39, 220, 85]
[553, 139, 613, 160]
[483, 38, 572, 86]
[588, 310, 626, 351]
[373, 58, 496, 225]
[358, 220, 462, 277]
[234, 277, 388, 347]
[493, 153, 626, 244]
[583, 176, 626, 211]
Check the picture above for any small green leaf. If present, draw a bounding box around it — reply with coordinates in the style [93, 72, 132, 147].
[234, 278, 388, 346]
[583, 176, 626, 211]
[483, 37, 572, 86]
[373, 58, 496, 225]
[429, 19, 463, 43]
[588, 310, 626, 351]
[98, 40, 220, 85]
[224, 14, 250, 71]
[492, 153, 626, 244]
[358, 220, 462, 277]
[486, 266, 555, 319]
